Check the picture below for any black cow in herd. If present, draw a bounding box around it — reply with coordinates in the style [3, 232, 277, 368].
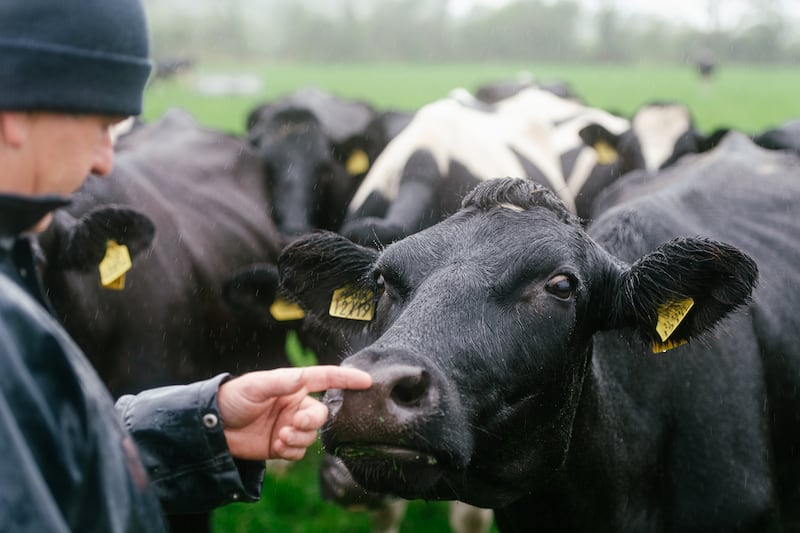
[38, 108, 297, 395]
[246, 86, 412, 236]
[275, 133, 800, 532]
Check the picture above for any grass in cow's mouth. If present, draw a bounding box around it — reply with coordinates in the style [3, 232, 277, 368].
[335, 444, 439, 466]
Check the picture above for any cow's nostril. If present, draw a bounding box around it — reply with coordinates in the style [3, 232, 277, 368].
[391, 370, 431, 408]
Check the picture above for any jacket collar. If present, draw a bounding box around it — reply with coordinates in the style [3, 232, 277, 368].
[0, 193, 71, 238]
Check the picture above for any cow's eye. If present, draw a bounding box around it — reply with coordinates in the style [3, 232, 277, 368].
[545, 274, 574, 301]
[375, 273, 402, 301]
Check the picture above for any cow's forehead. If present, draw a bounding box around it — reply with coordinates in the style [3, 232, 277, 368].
[378, 206, 589, 278]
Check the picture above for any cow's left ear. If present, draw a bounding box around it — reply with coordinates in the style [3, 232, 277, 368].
[606, 237, 758, 348]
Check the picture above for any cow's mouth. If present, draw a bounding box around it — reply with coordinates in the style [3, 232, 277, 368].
[332, 444, 445, 494]
[335, 444, 439, 465]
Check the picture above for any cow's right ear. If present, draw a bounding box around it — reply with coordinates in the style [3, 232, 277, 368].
[279, 231, 378, 332]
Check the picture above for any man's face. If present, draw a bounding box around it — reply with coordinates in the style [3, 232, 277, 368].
[28, 112, 122, 196]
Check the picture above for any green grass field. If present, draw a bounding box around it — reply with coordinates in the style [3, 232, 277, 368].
[143, 62, 800, 135]
[142, 62, 799, 533]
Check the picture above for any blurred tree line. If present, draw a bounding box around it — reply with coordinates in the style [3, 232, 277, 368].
[145, 0, 800, 65]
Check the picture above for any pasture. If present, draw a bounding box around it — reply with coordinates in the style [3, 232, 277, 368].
[139, 62, 799, 533]
[143, 62, 800, 135]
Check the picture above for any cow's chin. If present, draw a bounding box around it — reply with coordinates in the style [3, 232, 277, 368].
[335, 443, 445, 495]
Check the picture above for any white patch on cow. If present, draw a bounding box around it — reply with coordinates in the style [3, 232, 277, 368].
[348, 93, 576, 213]
[565, 147, 600, 197]
[633, 104, 692, 171]
[448, 86, 481, 107]
[496, 89, 629, 194]
[494, 87, 585, 126]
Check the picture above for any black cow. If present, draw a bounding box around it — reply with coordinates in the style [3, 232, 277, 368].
[246, 86, 412, 236]
[38, 108, 294, 396]
[276, 133, 800, 531]
[340, 88, 576, 246]
[36, 109, 302, 533]
[583, 114, 800, 220]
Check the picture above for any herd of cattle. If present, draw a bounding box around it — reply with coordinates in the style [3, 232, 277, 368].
[34, 77, 800, 532]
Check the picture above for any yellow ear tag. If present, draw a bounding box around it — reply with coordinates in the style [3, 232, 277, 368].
[655, 297, 694, 342]
[593, 140, 619, 165]
[345, 149, 370, 175]
[329, 286, 375, 321]
[652, 297, 694, 353]
[269, 297, 306, 321]
[99, 240, 132, 289]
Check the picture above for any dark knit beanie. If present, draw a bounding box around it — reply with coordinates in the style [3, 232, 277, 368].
[0, 0, 152, 116]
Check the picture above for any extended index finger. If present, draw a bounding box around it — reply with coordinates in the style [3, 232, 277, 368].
[298, 365, 373, 394]
[239, 366, 372, 400]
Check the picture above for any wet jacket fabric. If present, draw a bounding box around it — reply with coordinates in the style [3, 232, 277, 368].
[0, 193, 265, 532]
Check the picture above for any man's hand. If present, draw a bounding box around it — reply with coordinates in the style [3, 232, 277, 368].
[217, 366, 372, 461]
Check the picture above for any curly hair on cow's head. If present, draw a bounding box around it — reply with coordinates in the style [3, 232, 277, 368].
[461, 177, 578, 225]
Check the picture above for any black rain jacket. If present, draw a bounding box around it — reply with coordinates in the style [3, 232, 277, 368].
[0, 194, 265, 532]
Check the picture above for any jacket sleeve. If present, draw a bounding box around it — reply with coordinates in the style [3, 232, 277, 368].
[115, 373, 266, 514]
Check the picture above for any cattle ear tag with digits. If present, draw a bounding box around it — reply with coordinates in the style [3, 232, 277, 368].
[269, 297, 305, 321]
[329, 286, 375, 321]
[346, 149, 370, 175]
[593, 140, 619, 165]
[652, 297, 694, 353]
[98, 240, 132, 290]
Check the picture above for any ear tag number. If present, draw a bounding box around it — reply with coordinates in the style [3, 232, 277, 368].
[99, 240, 132, 290]
[346, 149, 370, 175]
[655, 297, 694, 342]
[593, 140, 619, 165]
[269, 298, 306, 321]
[329, 286, 375, 321]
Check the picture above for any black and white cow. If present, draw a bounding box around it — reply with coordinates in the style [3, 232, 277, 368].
[276, 132, 800, 532]
[246, 86, 412, 236]
[575, 101, 718, 219]
[340, 88, 576, 246]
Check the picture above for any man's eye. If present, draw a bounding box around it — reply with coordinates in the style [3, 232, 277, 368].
[545, 274, 574, 300]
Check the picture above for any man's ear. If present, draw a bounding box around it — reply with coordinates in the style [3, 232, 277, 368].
[605, 237, 758, 348]
[0, 111, 29, 147]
